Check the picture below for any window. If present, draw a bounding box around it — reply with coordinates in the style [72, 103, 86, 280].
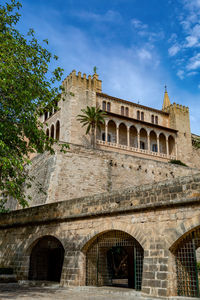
[140, 141, 145, 149]
[125, 107, 129, 117]
[141, 112, 144, 121]
[102, 132, 105, 141]
[121, 106, 124, 115]
[155, 116, 158, 124]
[102, 101, 106, 111]
[137, 111, 140, 120]
[107, 102, 111, 112]
[152, 144, 158, 152]
[50, 124, 54, 139]
[56, 121, 60, 140]
[151, 115, 154, 124]
[107, 134, 111, 142]
[44, 111, 48, 121]
[46, 128, 49, 137]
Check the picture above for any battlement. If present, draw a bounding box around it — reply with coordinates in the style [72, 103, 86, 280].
[62, 70, 102, 92]
[168, 102, 189, 113]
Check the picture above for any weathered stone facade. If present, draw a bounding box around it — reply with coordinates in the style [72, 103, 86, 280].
[1, 173, 200, 298]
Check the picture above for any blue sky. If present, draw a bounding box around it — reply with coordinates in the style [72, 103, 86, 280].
[6, 0, 200, 134]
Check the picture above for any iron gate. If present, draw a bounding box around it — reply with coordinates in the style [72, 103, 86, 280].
[175, 228, 200, 297]
[86, 230, 144, 290]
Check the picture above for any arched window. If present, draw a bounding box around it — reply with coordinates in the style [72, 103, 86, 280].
[102, 101, 106, 111]
[44, 111, 48, 121]
[121, 106, 124, 115]
[46, 128, 49, 137]
[155, 116, 158, 124]
[51, 124, 54, 139]
[56, 121, 60, 140]
[151, 115, 154, 124]
[141, 112, 144, 121]
[125, 107, 129, 117]
[137, 111, 140, 120]
[107, 102, 111, 112]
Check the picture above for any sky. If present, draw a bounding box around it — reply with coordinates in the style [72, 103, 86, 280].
[5, 0, 200, 134]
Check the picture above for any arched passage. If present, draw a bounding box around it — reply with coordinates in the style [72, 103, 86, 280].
[139, 128, 147, 150]
[171, 227, 200, 297]
[119, 123, 127, 145]
[85, 230, 144, 290]
[28, 236, 64, 282]
[169, 135, 175, 155]
[150, 130, 157, 152]
[159, 133, 166, 154]
[129, 126, 137, 148]
[50, 124, 54, 139]
[108, 120, 116, 143]
[56, 120, 60, 140]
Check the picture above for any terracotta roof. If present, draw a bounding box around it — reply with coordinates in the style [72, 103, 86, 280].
[96, 92, 169, 115]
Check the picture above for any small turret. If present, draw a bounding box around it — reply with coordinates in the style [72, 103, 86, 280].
[162, 86, 171, 110]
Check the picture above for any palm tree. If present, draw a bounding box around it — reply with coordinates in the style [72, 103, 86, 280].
[77, 106, 106, 148]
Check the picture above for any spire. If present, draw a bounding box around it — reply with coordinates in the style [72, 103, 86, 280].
[162, 85, 171, 110]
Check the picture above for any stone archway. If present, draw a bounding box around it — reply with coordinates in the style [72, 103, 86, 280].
[85, 230, 144, 290]
[28, 235, 64, 282]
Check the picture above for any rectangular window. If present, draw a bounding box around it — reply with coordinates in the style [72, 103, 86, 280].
[107, 102, 111, 112]
[151, 115, 154, 124]
[102, 101, 106, 111]
[125, 107, 129, 117]
[155, 116, 158, 124]
[152, 144, 158, 152]
[137, 111, 140, 120]
[141, 112, 144, 121]
[121, 106, 124, 115]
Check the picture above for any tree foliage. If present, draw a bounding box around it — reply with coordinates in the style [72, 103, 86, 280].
[0, 0, 66, 209]
[77, 106, 106, 148]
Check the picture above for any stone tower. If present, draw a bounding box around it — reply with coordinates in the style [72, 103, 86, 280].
[162, 88, 192, 163]
[60, 70, 102, 145]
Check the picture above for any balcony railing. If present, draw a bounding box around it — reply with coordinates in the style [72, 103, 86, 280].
[96, 139, 176, 160]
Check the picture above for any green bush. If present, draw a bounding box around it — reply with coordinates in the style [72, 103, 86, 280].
[169, 159, 188, 167]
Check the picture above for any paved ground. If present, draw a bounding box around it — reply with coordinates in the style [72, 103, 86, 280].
[0, 283, 198, 300]
[0, 283, 148, 300]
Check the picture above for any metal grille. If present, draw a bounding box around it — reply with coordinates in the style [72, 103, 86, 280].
[86, 230, 144, 290]
[175, 229, 200, 297]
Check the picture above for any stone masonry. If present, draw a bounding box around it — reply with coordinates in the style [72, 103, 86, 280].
[1, 172, 200, 298]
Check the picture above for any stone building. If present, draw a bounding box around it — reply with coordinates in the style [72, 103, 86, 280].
[1, 71, 200, 299]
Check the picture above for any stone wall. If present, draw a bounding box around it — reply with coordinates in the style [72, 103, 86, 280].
[0, 172, 200, 298]
[23, 144, 199, 208]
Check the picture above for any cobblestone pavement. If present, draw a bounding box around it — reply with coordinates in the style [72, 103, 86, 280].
[0, 283, 159, 300]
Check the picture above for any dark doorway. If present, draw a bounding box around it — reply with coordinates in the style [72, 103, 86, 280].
[86, 230, 144, 290]
[28, 236, 64, 282]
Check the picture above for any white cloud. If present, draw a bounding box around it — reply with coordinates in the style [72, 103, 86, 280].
[71, 10, 122, 23]
[177, 70, 184, 79]
[138, 48, 152, 60]
[186, 53, 200, 70]
[168, 44, 180, 56]
[131, 18, 148, 30]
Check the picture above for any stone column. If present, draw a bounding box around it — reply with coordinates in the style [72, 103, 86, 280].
[105, 122, 108, 142]
[116, 125, 119, 145]
[147, 133, 150, 151]
[157, 135, 160, 154]
[137, 131, 140, 149]
[166, 136, 169, 157]
[127, 127, 130, 147]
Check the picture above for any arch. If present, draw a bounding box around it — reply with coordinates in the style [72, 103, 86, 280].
[50, 124, 54, 139]
[28, 235, 64, 282]
[168, 135, 175, 155]
[159, 133, 166, 154]
[84, 230, 144, 290]
[56, 120, 60, 140]
[150, 130, 157, 152]
[107, 120, 116, 143]
[46, 128, 49, 137]
[129, 125, 137, 148]
[139, 128, 147, 150]
[119, 123, 127, 145]
[170, 226, 200, 297]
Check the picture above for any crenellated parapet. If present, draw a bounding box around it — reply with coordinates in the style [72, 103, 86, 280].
[62, 70, 102, 92]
